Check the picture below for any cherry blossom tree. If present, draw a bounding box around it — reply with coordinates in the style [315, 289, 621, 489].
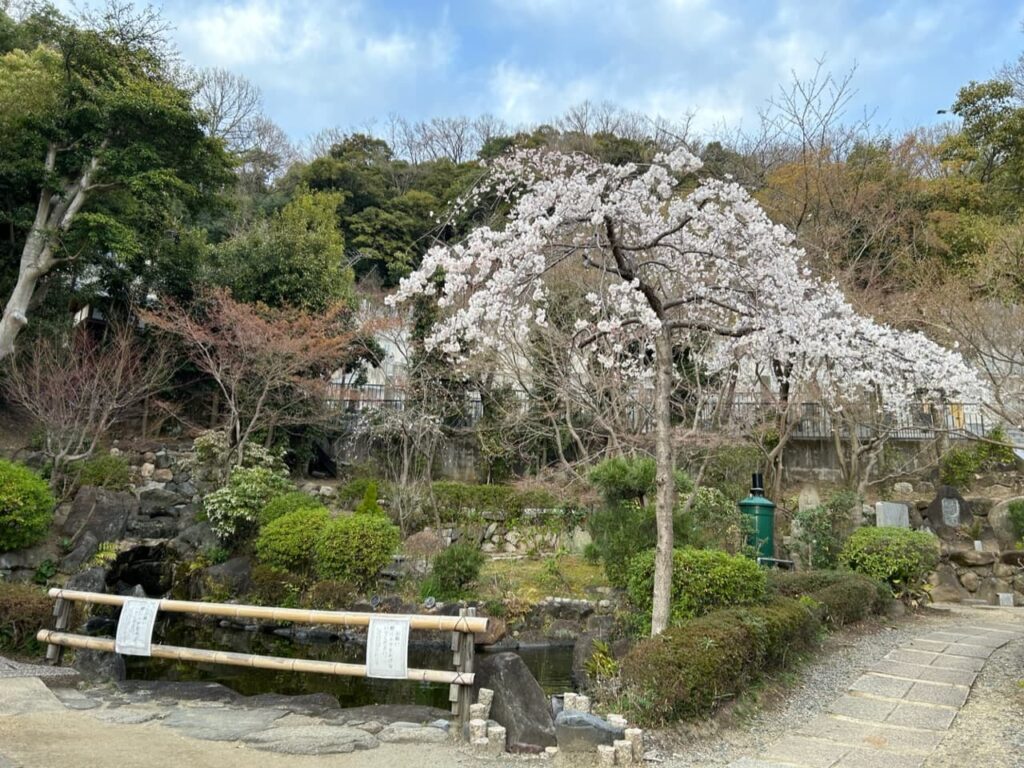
[389, 147, 985, 635]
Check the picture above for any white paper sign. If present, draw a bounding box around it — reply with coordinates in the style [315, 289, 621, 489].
[366, 617, 410, 680]
[115, 598, 160, 656]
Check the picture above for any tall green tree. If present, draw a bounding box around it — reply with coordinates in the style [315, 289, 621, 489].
[209, 189, 353, 311]
[0, 3, 231, 358]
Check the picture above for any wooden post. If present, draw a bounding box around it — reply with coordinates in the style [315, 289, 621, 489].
[46, 597, 71, 664]
[455, 606, 476, 731]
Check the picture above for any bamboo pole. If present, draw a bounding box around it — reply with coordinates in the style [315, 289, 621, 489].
[36, 630, 475, 686]
[46, 589, 488, 634]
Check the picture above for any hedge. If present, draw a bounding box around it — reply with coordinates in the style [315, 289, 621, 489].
[619, 597, 819, 725]
[619, 571, 891, 726]
[626, 547, 767, 630]
[314, 514, 400, 589]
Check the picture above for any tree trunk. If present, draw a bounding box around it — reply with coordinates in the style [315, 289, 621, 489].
[651, 330, 675, 637]
[0, 148, 102, 361]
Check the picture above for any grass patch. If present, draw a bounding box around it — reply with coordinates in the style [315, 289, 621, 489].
[476, 555, 610, 603]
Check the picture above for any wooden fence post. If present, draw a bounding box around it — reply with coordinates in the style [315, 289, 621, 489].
[46, 597, 71, 664]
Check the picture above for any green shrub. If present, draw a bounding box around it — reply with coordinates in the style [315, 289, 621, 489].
[71, 454, 131, 491]
[626, 547, 767, 630]
[767, 569, 852, 596]
[588, 457, 692, 587]
[681, 444, 761, 501]
[792, 492, 859, 570]
[938, 445, 979, 487]
[840, 527, 940, 599]
[337, 477, 375, 506]
[247, 564, 306, 607]
[304, 579, 357, 610]
[428, 481, 518, 523]
[203, 466, 294, 542]
[255, 507, 331, 575]
[423, 543, 485, 600]
[190, 429, 287, 484]
[939, 427, 1016, 487]
[619, 597, 819, 725]
[314, 514, 400, 589]
[1007, 500, 1024, 542]
[811, 576, 888, 626]
[0, 581, 54, 655]
[686, 486, 748, 553]
[258, 491, 325, 526]
[0, 460, 55, 552]
[354, 481, 384, 516]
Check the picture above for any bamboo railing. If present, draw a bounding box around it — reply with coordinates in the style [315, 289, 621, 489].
[38, 589, 484, 725]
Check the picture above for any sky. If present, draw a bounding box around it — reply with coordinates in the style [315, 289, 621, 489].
[63, 1, 1024, 143]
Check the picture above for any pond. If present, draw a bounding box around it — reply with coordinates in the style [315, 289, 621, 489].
[125, 618, 576, 709]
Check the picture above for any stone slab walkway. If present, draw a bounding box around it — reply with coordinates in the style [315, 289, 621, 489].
[727, 621, 1023, 768]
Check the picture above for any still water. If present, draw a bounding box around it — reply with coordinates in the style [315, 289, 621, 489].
[125, 618, 576, 709]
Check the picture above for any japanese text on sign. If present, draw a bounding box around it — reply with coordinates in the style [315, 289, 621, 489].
[114, 598, 160, 656]
[366, 617, 410, 679]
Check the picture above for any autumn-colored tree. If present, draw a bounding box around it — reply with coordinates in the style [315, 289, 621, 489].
[143, 289, 373, 467]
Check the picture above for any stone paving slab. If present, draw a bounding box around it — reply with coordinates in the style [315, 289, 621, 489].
[796, 715, 944, 753]
[832, 748, 924, 768]
[828, 695, 896, 722]
[868, 659, 977, 686]
[904, 680, 969, 707]
[926, 652, 985, 671]
[884, 701, 958, 730]
[726, 618, 1022, 768]
[762, 735, 849, 767]
[849, 674, 912, 699]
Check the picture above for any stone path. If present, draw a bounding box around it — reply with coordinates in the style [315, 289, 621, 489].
[727, 621, 1023, 768]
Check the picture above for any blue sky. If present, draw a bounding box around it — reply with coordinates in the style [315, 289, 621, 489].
[75, 1, 1024, 142]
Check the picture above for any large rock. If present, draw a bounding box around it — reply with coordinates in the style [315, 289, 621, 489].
[924, 486, 972, 535]
[60, 531, 99, 572]
[62, 486, 138, 543]
[73, 649, 126, 681]
[989, 497, 1024, 549]
[201, 556, 253, 596]
[554, 710, 625, 752]
[929, 562, 968, 602]
[949, 549, 996, 567]
[137, 484, 186, 515]
[170, 522, 219, 556]
[473, 652, 556, 752]
[65, 566, 107, 594]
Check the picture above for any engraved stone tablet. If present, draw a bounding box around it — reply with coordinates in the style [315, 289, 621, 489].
[875, 501, 909, 528]
[114, 598, 160, 656]
[366, 617, 410, 679]
[941, 497, 961, 528]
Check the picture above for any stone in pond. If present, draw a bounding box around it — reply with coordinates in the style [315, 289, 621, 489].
[473, 652, 556, 752]
[555, 710, 626, 752]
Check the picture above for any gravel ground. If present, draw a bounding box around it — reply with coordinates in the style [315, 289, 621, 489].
[925, 635, 1024, 768]
[656, 609, 958, 767]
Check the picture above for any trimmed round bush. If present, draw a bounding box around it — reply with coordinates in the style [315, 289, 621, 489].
[424, 543, 485, 600]
[619, 597, 818, 725]
[314, 514, 400, 589]
[259, 491, 325, 526]
[255, 507, 331, 575]
[0, 460, 55, 552]
[627, 547, 767, 629]
[840, 526, 940, 598]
